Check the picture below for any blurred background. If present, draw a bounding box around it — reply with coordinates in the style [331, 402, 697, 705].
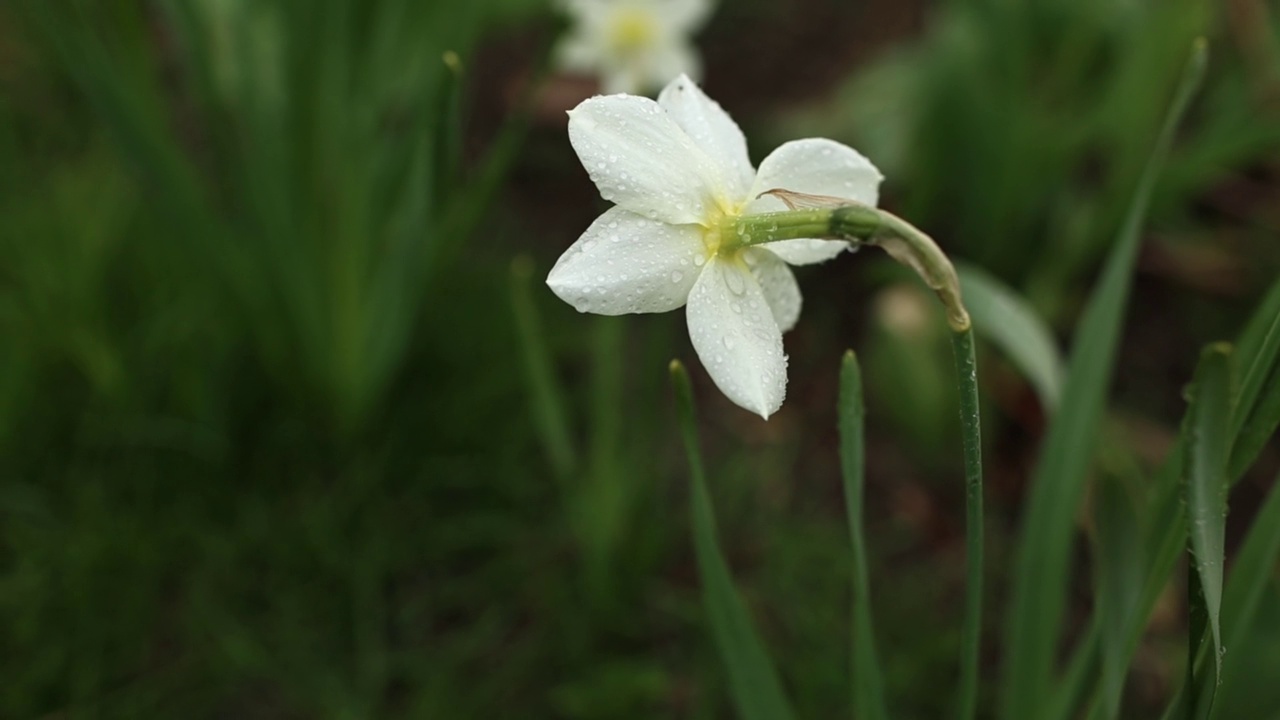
[2, 0, 1278, 717]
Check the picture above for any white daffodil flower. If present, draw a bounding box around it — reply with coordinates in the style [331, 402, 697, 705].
[547, 75, 883, 418]
[555, 0, 713, 95]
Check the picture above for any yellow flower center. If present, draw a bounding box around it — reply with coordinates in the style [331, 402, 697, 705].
[608, 8, 658, 55]
[700, 200, 751, 263]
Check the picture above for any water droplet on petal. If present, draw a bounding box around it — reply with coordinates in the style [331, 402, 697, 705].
[724, 267, 746, 295]
[670, 270, 683, 283]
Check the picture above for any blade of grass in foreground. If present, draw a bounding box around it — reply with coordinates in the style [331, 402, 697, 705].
[1183, 344, 1233, 717]
[1227, 278, 1280, 481]
[1056, 278, 1280, 717]
[956, 262, 1065, 412]
[1091, 471, 1147, 720]
[510, 257, 576, 484]
[838, 352, 889, 720]
[1001, 39, 1207, 720]
[1205, 470, 1280, 718]
[670, 361, 795, 720]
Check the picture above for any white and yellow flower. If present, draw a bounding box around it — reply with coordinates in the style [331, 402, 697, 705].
[556, 0, 713, 95]
[547, 75, 883, 418]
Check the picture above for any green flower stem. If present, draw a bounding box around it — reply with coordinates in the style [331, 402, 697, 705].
[735, 204, 982, 715]
[951, 327, 984, 720]
[731, 206, 971, 332]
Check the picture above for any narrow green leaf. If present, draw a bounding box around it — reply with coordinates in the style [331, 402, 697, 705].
[669, 361, 795, 720]
[1056, 278, 1280, 715]
[432, 51, 464, 213]
[1044, 623, 1101, 720]
[510, 256, 576, 483]
[1001, 41, 1206, 720]
[1220, 471, 1280, 658]
[1183, 343, 1233, 716]
[1161, 467, 1280, 720]
[1091, 472, 1147, 720]
[838, 351, 889, 720]
[1231, 278, 1280, 423]
[957, 262, 1064, 411]
[1226, 278, 1280, 480]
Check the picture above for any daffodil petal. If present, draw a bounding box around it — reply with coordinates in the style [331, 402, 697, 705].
[745, 138, 883, 214]
[555, 32, 599, 73]
[760, 238, 849, 266]
[568, 94, 721, 225]
[667, 0, 715, 31]
[647, 40, 702, 87]
[600, 66, 646, 95]
[746, 249, 802, 332]
[658, 74, 752, 200]
[686, 256, 787, 418]
[547, 207, 705, 315]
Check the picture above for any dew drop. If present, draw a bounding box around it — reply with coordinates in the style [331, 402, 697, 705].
[670, 270, 684, 283]
[725, 268, 746, 295]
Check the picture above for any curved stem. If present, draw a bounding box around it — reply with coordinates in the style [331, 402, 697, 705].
[951, 327, 985, 720]
[731, 206, 970, 332]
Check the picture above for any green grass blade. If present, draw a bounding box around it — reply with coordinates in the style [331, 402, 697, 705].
[1091, 472, 1148, 720]
[669, 361, 795, 720]
[957, 262, 1064, 411]
[510, 256, 577, 483]
[1001, 40, 1207, 720]
[1164, 469, 1280, 720]
[1230, 278, 1280, 430]
[1044, 622, 1101, 720]
[838, 351, 889, 720]
[1183, 343, 1234, 716]
[1208, 470, 1280, 720]
[1055, 280, 1279, 717]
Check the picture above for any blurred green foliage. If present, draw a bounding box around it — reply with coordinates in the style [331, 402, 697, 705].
[1, 0, 1278, 718]
[785, 0, 1280, 318]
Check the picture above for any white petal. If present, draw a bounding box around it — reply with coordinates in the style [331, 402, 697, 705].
[568, 94, 722, 225]
[761, 238, 848, 266]
[547, 206, 705, 315]
[746, 249, 802, 332]
[657, 74, 752, 201]
[600, 66, 645, 95]
[686, 256, 787, 418]
[746, 138, 883, 214]
[646, 41, 702, 91]
[665, 0, 715, 31]
[554, 32, 599, 73]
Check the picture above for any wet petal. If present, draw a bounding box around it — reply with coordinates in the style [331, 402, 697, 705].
[547, 207, 705, 315]
[746, 138, 882, 214]
[658, 74, 753, 200]
[761, 238, 849, 266]
[568, 94, 722, 225]
[686, 256, 787, 418]
[746, 249, 802, 332]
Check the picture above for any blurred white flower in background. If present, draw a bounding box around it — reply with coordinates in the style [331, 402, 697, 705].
[555, 0, 714, 95]
[547, 75, 882, 418]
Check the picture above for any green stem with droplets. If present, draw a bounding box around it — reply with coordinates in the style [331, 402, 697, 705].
[951, 327, 985, 720]
[729, 203, 983, 716]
